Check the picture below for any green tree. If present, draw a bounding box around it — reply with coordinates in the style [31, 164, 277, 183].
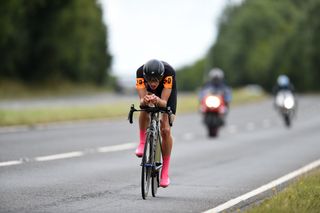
[173, 0, 320, 92]
[282, 0, 320, 91]
[209, 0, 301, 90]
[0, 0, 27, 79]
[0, 0, 112, 86]
[176, 58, 207, 91]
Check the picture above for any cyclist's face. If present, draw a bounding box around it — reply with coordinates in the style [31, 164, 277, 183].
[147, 79, 160, 90]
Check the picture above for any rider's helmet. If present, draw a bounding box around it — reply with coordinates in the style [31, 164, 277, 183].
[143, 59, 165, 82]
[277, 75, 289, 86]
[209, 68, 224, 85]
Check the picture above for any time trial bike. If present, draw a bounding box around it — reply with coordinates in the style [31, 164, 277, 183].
[128, 104, 173, 199]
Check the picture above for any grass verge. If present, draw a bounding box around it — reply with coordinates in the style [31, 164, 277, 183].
[0, 87, 267, 126]
[0, 79, 111, 99]
[245, 169, 320, 213]
[0, 101, 137, 126]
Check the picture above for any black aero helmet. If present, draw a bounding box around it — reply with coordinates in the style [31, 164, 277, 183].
[143, 59, 165, 82]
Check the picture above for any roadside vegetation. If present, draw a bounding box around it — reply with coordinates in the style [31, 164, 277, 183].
[0, 80, 114, 99]
[177, 0, 320, 93]
[0, 1, 111, 86]
[0, 87, 267, 126]
[245, 169, 320, 213]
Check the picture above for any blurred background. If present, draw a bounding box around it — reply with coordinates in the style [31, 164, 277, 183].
[1, 0, 319, 95]
[0, 0, 319, 124]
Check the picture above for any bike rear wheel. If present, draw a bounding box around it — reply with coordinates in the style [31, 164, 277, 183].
[141, 133, 153, 199]
[151, 170, 160, 197]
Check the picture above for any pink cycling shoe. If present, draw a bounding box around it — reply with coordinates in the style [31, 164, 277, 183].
[160, 176, 170, 188]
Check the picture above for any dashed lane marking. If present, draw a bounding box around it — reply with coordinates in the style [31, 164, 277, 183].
[34, 151, 84, 162]
[97, 142, 136, 153]
[0, 160, 23, 167]
[227, 125, 238, 134]
[262, 119, 271, 128]
[183, 132, 195, 140]
[245, 122, 255, 131]
[0, 143, 136, 167]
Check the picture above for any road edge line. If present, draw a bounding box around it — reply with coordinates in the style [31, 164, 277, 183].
[202, 158, 320, 213]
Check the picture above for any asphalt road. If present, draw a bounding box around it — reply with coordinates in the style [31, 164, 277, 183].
[0, 95, 319, 213]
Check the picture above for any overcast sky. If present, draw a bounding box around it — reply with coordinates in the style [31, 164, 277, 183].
[99, 0, 238, 78]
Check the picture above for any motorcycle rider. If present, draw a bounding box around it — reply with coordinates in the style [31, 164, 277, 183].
[273, 74, 295, 95]
[135, 59, 177, 188]
[199, 68, 232, 112]
[272, 74, 297, 123]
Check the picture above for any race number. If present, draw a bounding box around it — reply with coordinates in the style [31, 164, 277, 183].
[163, 76, 173, 89]
[136, 78, 145, 89]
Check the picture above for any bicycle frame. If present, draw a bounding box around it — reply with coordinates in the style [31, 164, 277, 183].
[145, 111, 162, 168]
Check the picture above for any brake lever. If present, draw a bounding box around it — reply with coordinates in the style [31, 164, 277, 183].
[128, 104, 135, 124]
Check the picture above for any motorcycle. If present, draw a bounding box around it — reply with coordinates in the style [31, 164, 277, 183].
[200, 89, 227, 137]
[275, 90, 296, 127]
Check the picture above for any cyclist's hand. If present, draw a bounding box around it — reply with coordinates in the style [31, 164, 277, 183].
[148, 94, 159, 105]
[141, 94, 159, 106]
[141, 95, 152, 105]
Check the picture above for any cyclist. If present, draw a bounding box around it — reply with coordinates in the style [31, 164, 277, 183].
[135, 59, 177, 188]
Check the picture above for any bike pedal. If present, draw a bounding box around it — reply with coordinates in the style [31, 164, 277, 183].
[155, 162, 162, 170]
[155, 162, 162, 166]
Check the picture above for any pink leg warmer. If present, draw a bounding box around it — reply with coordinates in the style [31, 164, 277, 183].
[160, 156, 171, 187]
[140, 129, 146, 144]
[135, 130, 146, 157]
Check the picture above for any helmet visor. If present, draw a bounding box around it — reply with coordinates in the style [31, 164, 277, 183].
[144, 75, 162, 82]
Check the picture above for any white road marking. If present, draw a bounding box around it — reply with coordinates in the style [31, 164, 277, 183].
[0, 160, 23, 167]
[203, 158, 320, 213]
[227, 125, 238, 134]
[262, 119, 271, 128]
[183, 132, 195, 140]
[0, 142, 137, 167]
[34, 152, 84, 161]
[97, 142, 136, 153]
[246, 122, 255, 131]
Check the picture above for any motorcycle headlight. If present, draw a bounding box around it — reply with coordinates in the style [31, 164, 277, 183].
[284, 97, 294, 109]
[205, 96, 221, 108]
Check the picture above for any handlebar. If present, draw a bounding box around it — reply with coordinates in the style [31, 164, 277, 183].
[128, 104, 173, 127]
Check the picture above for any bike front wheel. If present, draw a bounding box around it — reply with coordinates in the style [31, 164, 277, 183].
[141, 133, 152, 199]
[152, 135, 162, 197]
